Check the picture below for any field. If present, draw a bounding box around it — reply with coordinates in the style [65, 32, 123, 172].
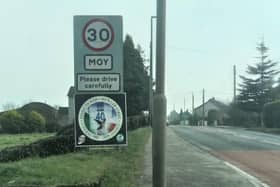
[0, 128, 151, 187]
[0, 133, 54, 151]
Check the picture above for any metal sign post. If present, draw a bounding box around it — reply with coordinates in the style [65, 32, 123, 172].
[73, 15, 127, 147]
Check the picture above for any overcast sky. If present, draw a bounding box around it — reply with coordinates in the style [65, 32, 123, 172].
[0, 0, 279, 113]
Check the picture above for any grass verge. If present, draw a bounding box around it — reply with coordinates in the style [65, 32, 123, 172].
[246, 127, 280, 135]
[0, 133, 54, 151]
[0, 127, 151, 187]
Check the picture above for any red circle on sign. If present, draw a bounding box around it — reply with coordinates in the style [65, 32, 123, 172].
[82, 19, 114, 51]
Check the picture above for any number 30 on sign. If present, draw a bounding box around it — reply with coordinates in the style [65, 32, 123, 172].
[83, 19, 114, 51]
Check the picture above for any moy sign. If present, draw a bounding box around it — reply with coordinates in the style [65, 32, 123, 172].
[73, 15, 127, 147]
[74, 16, 123, 92]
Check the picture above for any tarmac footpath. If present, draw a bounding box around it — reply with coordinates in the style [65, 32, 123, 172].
[138, 126, 258, 187]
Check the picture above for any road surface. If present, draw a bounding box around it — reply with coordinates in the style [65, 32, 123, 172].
[172, 126, 280, 187]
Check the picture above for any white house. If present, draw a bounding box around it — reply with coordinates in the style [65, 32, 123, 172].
[194, 97, 229, 125]
[67, 86, 75, 124]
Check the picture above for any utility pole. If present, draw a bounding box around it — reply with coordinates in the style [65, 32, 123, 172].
[192, 93, 194, 115]
[233, 65, 236, 103]
[183, 97, 186, 125]
[150, 16, 157, 127]
[192, 93, 195, 126]
[202, 89, 205, 126]
[153, 0, 166, 186]
[184, 97, 186, 112]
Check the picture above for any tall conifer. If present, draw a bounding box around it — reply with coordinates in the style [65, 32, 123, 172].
[237, 40, 278, 124]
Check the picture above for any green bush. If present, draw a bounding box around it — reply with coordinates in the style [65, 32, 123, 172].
[228, 104, 258, 127]
[0, 110, 25, 134]
[207, 110, 219, 125]
[189, 114, 201, 126]
[0, 135, 75, 162]
[263, 100, 280, 128]
[0, 110, 47, 134]
[56, 125, 74, 136]
[127, 115, 149, 130]
[46, 122, 60, 132]
[0, 125, 75, 162]
[25, 111, 46, 132]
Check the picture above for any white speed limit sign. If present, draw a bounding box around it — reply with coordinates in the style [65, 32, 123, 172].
[83, 19, 114, 51]
[74, 16, 123, 92]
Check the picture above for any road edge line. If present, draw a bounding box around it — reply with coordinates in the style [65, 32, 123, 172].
[224, 161, 270, 187]
[171, 127, 270, 187]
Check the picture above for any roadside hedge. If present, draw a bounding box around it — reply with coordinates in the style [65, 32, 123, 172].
[0, 130, 75, 162]
[263, 100, 280, 128]
[0, 114, 149, 162]
[127, 115, 149, 130]
[228, 104, 258, 127]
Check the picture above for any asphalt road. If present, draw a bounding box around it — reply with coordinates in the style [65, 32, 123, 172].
[172, 125, 280, 187]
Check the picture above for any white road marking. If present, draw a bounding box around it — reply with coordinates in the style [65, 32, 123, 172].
[224, 161, 270, 187]
[176, 126, 272, 187]
[202, 126, 280, 147]
[261, 140, 280, 146]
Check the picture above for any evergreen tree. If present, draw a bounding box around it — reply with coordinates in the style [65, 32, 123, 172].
[123, 35, 149, 116]
[179, 109, 183, 121]
[271, 77, 280, 100]
[237, 40, 279, 123]
[237, 76, 259, 111]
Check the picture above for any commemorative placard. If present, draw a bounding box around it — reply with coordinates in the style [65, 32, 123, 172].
[74, 94, 127, 147]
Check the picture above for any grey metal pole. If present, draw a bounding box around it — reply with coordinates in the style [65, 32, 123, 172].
[183, 98, 186, 125]
[152, 0, 166, 186]
[192, 93, 194, 115]
[233, 65, 236, 103]
[184, 98, 185, 112]
[192, 93, 195, 125]
[202, 89, 205, 126]
[150, 16, 156, 127]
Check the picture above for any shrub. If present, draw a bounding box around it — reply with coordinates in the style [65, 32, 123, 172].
[207, 110, 219, 125]
[0, 135, 75, 162]
[263, 100, 280, 128]
[33, 135, 75, 157]
[56, 125, 74, 136]
[127, 115, 149, 130]
[25, 111, 46, 132]
[46, 122, 60, 132]
[19, 102, 57, 127]
[228, 104, 258, 127]
[0, 125, 76, 162]
[0, 110, 25, 134]
[189, 114, 201, 126]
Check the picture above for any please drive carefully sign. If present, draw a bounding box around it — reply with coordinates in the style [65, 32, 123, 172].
[74, 16, 123, 92]
[77, 74, 120, 91]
